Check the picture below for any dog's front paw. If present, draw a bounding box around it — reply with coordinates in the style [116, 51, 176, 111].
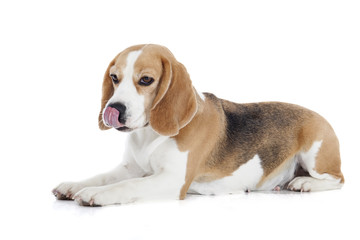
[73, 185, 134, 207]
[52, 182, 87, 200]
[73, 187, 110, 207]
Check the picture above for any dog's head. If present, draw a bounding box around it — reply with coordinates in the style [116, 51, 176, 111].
[99, 44, 198, 136]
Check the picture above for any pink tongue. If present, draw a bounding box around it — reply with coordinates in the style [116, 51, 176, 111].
[104, 107, 124, 128]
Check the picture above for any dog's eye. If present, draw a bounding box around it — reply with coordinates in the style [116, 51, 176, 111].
[110, 74, 119, 84]
[139, 76, 154, 86]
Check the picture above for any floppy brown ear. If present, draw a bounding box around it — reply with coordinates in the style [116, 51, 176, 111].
[150, 57, 198, 136]
[98, 59, 115, 130]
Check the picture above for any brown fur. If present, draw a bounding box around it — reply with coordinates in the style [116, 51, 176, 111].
[148, 50, 198, 137]
[300, 114, 344, 182]
[98, 58, 116, 130]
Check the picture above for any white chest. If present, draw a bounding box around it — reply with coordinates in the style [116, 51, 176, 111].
[126, 127, 185, 174]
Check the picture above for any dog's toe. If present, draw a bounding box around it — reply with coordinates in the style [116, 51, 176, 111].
[52, 189, 72, 200]
[75, 196, 102, 207]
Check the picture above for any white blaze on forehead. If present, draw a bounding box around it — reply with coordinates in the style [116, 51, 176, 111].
[123, 50, 143, 79]
[108, 50, 143, 104]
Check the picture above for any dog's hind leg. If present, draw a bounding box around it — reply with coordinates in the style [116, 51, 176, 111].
[288, 127, 344, 192]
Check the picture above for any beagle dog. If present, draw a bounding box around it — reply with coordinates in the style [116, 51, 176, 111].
[53, 44, 344, 206]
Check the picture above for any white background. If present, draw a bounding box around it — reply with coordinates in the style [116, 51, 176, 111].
[0, 0, 359, 239]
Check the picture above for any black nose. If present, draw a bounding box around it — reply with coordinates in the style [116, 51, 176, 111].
[108, 103, 127, 124]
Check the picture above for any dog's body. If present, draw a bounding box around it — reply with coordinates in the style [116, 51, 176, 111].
[53, 44, 344, 206]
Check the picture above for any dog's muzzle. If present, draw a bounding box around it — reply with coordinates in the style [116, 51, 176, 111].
[103, 103, 126, 129]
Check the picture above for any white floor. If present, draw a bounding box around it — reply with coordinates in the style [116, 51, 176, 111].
[2, 183, 358, 240]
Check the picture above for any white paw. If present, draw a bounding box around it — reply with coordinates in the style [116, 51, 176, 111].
[287, 177, 314, 192]
[73, 186, 116, 206]
[52, 181, 87, 200]
[73, 187, 103, 206]
[73, 185, 137, 207]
